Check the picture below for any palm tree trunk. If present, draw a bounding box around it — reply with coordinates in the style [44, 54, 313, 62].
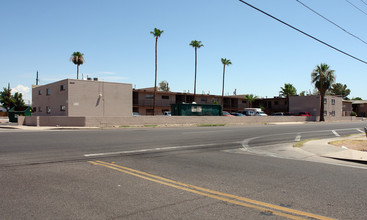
[77, 65, 79, 80]
[221, 64, 225, 103]
[320, 93, 325, 121]
[153, 37, 158, 116]
[193, 47, 197, 102]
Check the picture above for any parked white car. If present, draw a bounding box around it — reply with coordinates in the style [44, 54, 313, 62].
[255, 111, 268, 116]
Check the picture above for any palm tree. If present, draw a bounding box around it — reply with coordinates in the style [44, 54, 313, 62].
[245, 94, 257, 108]
[150, 28, 164, 115]
[280, 83, 297, 112]
[189, 40, 204, 101]
[311, 63, 336, 121]
[221, 58, 232, 100]
[70, 52, 84, 80]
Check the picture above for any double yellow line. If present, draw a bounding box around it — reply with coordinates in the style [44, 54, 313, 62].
[89, 161, 335, 220]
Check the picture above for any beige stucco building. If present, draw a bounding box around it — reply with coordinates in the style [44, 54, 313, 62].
[289, 95, 343, 117]
[32, 79, 132, 117]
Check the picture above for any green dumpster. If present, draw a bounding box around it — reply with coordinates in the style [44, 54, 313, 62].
[8, 106, 32, 122]
[171, 103, 222, 116]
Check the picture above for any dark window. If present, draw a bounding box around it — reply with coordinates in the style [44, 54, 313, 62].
[60, 105, 66, 111]
[324, 98, 327, 104]
[46, 88, 50, 95]
[332, 99, 335, 105]
[32, 107, 36, 112]
[146, 94, 153, 99]
[242, 100, 247, 104]
[60, 85, 66, 91]
[46, 106, 51, 114]
[274, 101, 279, 105]
[38, 107, 42, 112]
[38, 90, 42, 95]
[201, 97, 207, 102]
[162, 95, 169, 99]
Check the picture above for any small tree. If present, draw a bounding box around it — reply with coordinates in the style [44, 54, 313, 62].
[330, 83, 351, 99]
[245, 94, 257, 108]
[299, 91, 306, 96]
[279, 83, 297, 97]
[0, 87, 14, 112]
[13, 92, 26, 108]
[159, 80, 170, 91]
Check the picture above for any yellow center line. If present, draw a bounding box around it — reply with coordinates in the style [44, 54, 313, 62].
[90, 161, 335, 220]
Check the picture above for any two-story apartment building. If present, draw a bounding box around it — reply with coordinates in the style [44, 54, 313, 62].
[289, 95, 343, 117]
[32, 79, 132, 117]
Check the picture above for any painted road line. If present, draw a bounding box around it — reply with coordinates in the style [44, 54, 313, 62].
[90, 161, 335, 220]
[331, 130, 340, 137]
[84, 142, 241, 157]
[294, 133, 301, 142]
[356, 128, 364, 133]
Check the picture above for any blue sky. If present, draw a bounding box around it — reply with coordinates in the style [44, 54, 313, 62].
[1, 0, 367, 104]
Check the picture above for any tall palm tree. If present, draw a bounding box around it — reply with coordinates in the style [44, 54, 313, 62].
[70, 52, 84, 80]
[189, 40, 204, 101]
[311, 63, 336, 121]
[221, 58, 232, 100]
[280, 83, 297, 112]
[150, 28, 164, 115]
[245, 94, 257, 108]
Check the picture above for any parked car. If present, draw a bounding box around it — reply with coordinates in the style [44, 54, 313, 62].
[298, 112, 312, 116]
[163, 111, 171, 116]
[284, 112, 296, 116]
[255, 111, 268, 116]
[271, 112, 284, 116]
[133, 112, 141, 116]
[231, 112, 245, 116]
[222, 111, 234, 116]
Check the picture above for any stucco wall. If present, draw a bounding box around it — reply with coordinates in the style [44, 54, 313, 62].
[21, 115, 359, 127]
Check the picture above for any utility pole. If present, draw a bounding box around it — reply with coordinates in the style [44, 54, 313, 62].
[36, 71, 39, 85]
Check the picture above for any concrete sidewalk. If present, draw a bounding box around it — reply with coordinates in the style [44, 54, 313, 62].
[301, 134, 367, 162]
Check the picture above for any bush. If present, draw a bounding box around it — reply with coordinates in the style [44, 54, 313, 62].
[350, 111, 357, 116]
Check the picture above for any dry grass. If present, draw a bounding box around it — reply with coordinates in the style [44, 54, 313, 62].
[329, 140, 367, 151]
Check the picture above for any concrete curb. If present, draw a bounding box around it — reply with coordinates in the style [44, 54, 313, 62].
[301, 134, 367, 162]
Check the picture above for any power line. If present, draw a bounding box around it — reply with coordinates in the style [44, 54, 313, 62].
[344, 0, 367, 16]
[237, 0, 367, 65]
[361, 0, 367, 6]
[296, 0, 367, 45]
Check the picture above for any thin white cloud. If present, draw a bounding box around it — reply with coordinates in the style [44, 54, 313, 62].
[12, 84, 31, 105]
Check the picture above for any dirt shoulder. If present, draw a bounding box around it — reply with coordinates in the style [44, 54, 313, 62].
[329, 134, 367, 151]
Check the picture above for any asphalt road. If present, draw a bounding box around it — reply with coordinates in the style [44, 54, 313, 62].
[1, 121, 367, 219]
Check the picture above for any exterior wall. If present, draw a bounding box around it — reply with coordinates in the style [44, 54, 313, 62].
[289, 95, 342, 117]
[32, 79, 69, 116]
[32, 79, 132, 117]
[342, 101, 353, 116]
[67, 79, 132, 117]
[21, 115, 358, 127]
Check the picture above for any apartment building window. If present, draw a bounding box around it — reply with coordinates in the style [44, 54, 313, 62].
[46, 88, 51, 95]
[60, 105, 66, 111]
[162, 95, 169, 99]
[324, 111, 327, 116]
[274, 101, 279, 105]
[38, 90, 42, 95]
[46, 106, 51, 114]
[331, 99, 335, 105]
[60, 85, 66, 91]
[201, 97, 207, 102]
[330, 111, 335, 116]
[146, 94, 153, 99]
[38, 107, 42, 112]
[324, 98, 327, 104]
[32, 107, 36, 112]
[242, 100, 247, 104]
